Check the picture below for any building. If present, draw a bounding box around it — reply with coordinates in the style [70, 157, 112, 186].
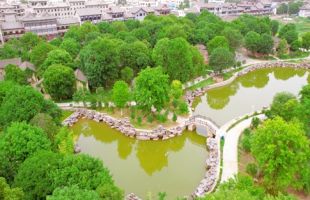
[130, 6, 154, 20]
[76, 7, 102, 23]
[33, 2, 71, 18]
[74, 68, 89, 90]
[0, 57, 36, 82]
[299, 4, 310, 18]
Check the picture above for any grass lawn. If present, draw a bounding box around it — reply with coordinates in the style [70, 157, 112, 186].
[61, 110, 74, 121]
[187, 78, 215, 91]
[97, 107, 187, 130]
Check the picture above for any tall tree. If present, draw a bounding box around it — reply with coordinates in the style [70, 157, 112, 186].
[209, 47, 235, 72]
[0, 177, 24, 200]
[4, 64, 27, 85]
[60, 38, 81, 58]
[41, 49, 73, 75]
[302, 32, 310, 49]
[112, 81, 130, 116]
[119, 41, 151, 72]
[30, 41, 55, 68]
[47, 186, 101, 200]
[0, 122, 51, 182]
[43, 64, 75, 100]
[251, 117, 310, 193]
[207, 36, 230, 54]
[80, 38, 121, 88]
[134, 67, 169, 112]
[0, 85, 61, 127]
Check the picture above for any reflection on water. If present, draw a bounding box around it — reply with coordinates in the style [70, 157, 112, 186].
[71, 119, 207, 199]
[195, 68, 309, 125]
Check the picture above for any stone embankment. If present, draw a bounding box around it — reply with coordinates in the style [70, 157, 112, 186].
[64, 109, 187, 140]
[64, 62, 309, 199]
[185, 61, 310, 108]
[192, 136, 219, 198]
[63, 109, 220, 199]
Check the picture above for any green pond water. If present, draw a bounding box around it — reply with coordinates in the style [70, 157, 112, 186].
[194, 67, 310, 126]
[72, 119, 207, 199]
[72, 67, 309, 199]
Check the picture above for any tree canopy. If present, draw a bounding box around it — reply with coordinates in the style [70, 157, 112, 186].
[0, 122, 51, 182]
[43, 64, 76, 100]
[251, 117, 310, 193]
[134, 67, 170, 112]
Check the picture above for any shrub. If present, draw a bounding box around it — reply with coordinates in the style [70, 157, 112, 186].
[241, 134, 252, 152]
[251, 117, 260, 129]
[156, 114, 167, 123]
[147, 115, 154, 123]
[246, 163, 258, 177]
[178, 101, 189, 115]
[172, 99, 179, 108]
[172, 113, 177, 122]
[130, 108, 136, 120]
[137, 116, 142, 125]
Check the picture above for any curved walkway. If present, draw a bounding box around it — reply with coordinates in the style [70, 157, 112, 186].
[220, 114, 266, 183]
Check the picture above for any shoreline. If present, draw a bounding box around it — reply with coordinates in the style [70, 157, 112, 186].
[62, 62, 310, 199]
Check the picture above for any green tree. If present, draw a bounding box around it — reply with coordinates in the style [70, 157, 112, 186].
[251, 117, 310, 193]
[277, 39, 289, 56]
[221, 27, 243, 49]
[13, 151, 63, 200]
[112, 80, 130, 116]
[14, 151, 115, 200]
[4, 64, 27, 85]
[47, 186, 100, 200]
[209, 47, 235, 72]
[279, 24, 298, 44]
[0, 177, 24, 200]
[267, 92, 297, 121]
[0, 81, 17, 105]
[73, 88, 91, 107]
[153, 37, 202, 82]
[300, 84, 310, 102]
[198, 175, 265, 200]
[119, 41, 151, 72]
[60, 38, 81, 58]
[49, 37, 62, 47]
[54, 127, 74, 154]
[207, 36, 230, 54]
[0, 85, 61, 127]
[0, 122, 51, 182]
[30, 41, 55, 68]
[80, 38, 121, 88]
[258, 34, 273, 54]
[134, 67, 169, 112]
[290, 40, 302, 51]
[43, 64, 75, 100]
[170, 80, 183, 99]
[302, 32, 310, 49]
[245, 31, 261, 54]
[41, 49, 73, 75]
[19, 32, 41, 52]
[30, 113, 59, 141]
[120, 67, 134, 83]
[96, 184, 124, 200]
[271, 20, 279, 36]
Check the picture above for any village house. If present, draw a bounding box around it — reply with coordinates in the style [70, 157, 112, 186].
[0, 57, 37, 83]
[74, 69, 89, 90]
[299, 4, 310, 18]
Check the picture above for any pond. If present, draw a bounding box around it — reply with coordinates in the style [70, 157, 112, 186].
[194, 67, 310, 126]
[71, 67, 309, 199]
[71, 119, 207, 199]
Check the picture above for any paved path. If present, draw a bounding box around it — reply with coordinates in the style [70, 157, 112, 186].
[220, 114, 265, 183]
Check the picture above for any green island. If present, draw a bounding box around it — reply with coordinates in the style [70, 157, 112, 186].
[0, 9, 309, 200]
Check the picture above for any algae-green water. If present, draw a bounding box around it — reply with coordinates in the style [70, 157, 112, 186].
[72, 67, 309, 199]
[71, 119, 207, 199]
[195, 67, 310, 126]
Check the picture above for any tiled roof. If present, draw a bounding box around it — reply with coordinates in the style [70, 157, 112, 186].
[74, 69, 88, 82]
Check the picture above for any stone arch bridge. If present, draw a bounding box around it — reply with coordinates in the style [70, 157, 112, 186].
[185, 115, 219, 137]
